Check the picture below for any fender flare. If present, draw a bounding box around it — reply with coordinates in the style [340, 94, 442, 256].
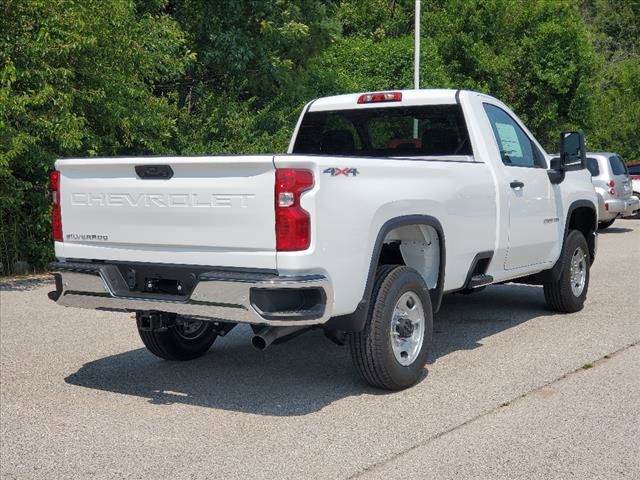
[326, 214, 446, 333]
[564, 199, 598, 239]
[564, 199, 598, 264]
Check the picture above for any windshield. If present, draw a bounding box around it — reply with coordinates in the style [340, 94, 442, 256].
[292, 105, 472, 157]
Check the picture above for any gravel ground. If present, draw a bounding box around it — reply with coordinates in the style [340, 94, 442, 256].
[1, 219, 639, 479]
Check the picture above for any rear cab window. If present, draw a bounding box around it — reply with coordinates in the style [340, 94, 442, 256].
[292, 105, 472, 157]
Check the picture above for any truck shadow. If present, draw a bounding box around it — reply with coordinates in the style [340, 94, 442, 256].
[598, 227, 633, 234]
[65, 284, 550, 416]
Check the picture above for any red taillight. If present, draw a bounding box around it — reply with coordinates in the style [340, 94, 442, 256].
[609, 180, 615, 188]
[357, 92, 402, 104]
[49, 170, 63, 242]
[275, 169, 313, 251]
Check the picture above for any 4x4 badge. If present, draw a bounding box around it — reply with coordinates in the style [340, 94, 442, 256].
[323, 167, 359, 177]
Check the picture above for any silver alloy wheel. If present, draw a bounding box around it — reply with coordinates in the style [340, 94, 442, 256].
[175, 320, 208, 340]
[570, 247, 587, 297]
[390, 291, 425, 366]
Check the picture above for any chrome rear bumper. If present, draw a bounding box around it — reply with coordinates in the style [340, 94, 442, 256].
[50, 262, 332, 326]
[605, 196, 639, 217]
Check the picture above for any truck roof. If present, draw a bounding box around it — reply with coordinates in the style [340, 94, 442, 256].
[308, 89, 464, 112]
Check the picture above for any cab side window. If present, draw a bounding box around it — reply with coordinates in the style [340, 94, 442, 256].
[483, 103, 546, 168]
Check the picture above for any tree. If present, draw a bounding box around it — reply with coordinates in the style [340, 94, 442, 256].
[582, 0, 640, 160]
[589, 59, 640, 160]
[582, 0, 640, 61]
[171, 0, 340, 101]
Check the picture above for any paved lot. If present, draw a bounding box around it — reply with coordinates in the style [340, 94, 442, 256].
[1, 219, 639, 479]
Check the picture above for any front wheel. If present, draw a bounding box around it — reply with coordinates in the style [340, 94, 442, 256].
[543, 230, 590, 313]
[137, 314, 218, 360]
[349, 265, 433, 390]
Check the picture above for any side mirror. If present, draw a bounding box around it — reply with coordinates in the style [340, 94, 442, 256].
[549, 131, 586, 184]
[559, 131, 586, 170]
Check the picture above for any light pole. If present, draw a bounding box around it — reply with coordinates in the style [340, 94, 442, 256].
[414, 0, 421, 90]
[413, 0, 421, 139]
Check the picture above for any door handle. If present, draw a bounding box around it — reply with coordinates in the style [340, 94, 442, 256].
[510, 180, 524, 189]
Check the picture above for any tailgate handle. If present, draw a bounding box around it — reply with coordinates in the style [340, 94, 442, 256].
[135, 165, 173, 179]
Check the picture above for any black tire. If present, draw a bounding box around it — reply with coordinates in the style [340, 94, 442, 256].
[598, 219, 615, 229]
[137, 315, 218, 361]
[543, 230, 590, 313]
[349, 265, 433, 390]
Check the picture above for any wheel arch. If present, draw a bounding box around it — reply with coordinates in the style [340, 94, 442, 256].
[565, 200, 597, 263]
[326, 214, 445, 333]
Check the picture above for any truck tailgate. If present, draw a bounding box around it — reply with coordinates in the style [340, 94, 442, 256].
[55, 156, 277, 269]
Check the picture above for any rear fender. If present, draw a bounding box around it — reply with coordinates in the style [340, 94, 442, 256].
[326, 215, 445, 333]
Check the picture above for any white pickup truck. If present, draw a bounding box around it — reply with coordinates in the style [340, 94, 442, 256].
[49, 89, 598, 390]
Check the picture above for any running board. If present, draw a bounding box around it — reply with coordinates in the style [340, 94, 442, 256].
[468, 274, 493, 288]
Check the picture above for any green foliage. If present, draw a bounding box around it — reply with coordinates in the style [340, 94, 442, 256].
[0, 0, 639, 274]
[172, 0, 340, 100]
[583, 0, 640, 60]
[416, 0, 599, 148]
[338, 0, 413, 38]
[308, 36, 450, 93]
[177, 94, 300, 155]
[171, 0, 341, 157]
[589, 59, 640, 160]
[582, 0, 640, 158]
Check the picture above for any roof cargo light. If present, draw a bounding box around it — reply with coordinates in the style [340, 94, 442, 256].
[357, 92, 402, 104]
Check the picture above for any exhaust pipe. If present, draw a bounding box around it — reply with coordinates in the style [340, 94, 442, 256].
[251, 325, 308, 350]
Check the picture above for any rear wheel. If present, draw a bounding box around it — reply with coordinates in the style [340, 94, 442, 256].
[137, 314, 218, 360]
[349, 265, 433, 390]
[543, 230, 590, 313]
[598, 219, 615, 229]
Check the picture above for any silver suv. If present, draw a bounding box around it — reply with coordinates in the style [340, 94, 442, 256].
[586, 152, 639, 229]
